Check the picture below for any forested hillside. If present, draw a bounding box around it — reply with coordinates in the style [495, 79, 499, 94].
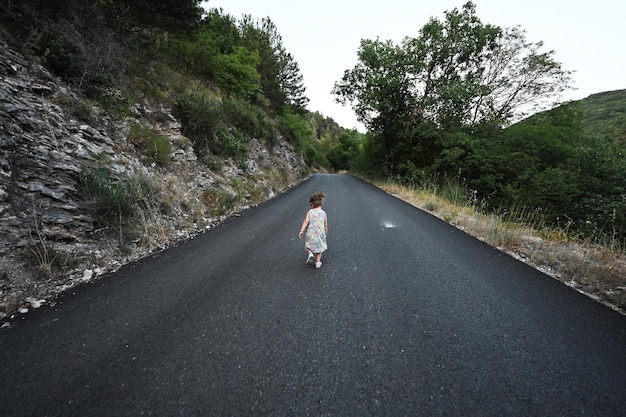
[495, 90, 626, 241]
[576, 89, 626, 146]
[0, 0, 353, 167]
[331, 2, 626, 246]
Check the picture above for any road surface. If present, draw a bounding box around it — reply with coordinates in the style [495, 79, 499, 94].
[1, 174, 625, 416]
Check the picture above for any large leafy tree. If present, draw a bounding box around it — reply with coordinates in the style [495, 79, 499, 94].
[331, 37, 414, 171]
[333, 1, 572, 174]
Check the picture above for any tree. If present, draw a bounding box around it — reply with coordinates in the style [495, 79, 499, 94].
[327, 130, 361, 171]
[563, 134, 626, 242]
[200, 9, 241, 54]
[401, 2, 502, 128]
[239, 16, 309, 112]
[467, 25, 574, 124]
[333, 1, 572, 174]
[214, 46, 261, 98]
[278, 50, 309, 110]
[109, 0, 204, 32]
[331, 37, 413, 171]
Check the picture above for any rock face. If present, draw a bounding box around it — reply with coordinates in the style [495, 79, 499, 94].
[0, 40, 306, 317]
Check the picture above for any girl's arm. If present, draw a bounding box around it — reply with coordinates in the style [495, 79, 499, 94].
[324, 215, 328, 235]
[298, 211, 310, 238]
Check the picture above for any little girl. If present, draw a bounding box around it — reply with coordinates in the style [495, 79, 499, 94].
[298, 191, 328, 269]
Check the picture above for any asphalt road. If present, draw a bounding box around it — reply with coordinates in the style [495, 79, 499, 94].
[1, 174, 625, 417]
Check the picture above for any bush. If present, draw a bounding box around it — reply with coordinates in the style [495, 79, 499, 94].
[222, 97, 277, 147]
[23, 19, 120, 97]
[24, 28, 82, 79]
[177, 93, 224, 157]
[167, 32, 217, 80]
[130, 124, 172, 166]
[214, 46, 261, 98]
[214, 124, 249, 161]
[177, 93, 258, 161]
[79, 161, 154, 224]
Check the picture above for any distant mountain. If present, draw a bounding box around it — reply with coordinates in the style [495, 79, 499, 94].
[574, 89, 626, 145]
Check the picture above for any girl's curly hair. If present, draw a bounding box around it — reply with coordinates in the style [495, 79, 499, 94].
[310, 190, 325, 207]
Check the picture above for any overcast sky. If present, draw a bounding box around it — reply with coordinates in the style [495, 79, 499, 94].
[204, 0, 625, 131]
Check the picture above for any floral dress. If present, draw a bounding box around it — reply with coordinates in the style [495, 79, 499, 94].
[305, 208, 327, 253]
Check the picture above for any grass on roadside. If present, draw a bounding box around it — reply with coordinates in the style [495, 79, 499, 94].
[375, 179, 626, 314]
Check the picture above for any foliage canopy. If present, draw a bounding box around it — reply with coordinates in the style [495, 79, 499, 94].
[333, 2, 573, 171]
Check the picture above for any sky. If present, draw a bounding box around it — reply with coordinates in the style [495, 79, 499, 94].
[204, 0, 625, 131]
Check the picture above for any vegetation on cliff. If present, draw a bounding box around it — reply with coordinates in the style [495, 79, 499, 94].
[0, 0, 352, 317]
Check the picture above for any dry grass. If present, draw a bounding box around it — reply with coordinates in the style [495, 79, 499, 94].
[377, 180, 626, 314]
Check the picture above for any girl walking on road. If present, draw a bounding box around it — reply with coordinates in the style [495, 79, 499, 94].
[298, 191, 328, 269]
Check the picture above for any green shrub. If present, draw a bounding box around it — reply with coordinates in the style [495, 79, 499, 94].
[214, 46, 261, 98]
[215, 124, 249, 161]
[145, 135, 172, 166]
[130, 124, 172, 166]
[97, 90, 134, 119]
[177, 94, 255, 161]
[177, 93, 224, 157]
[167, 32, 217, 80]
[79, 161, 154, 224]
[37, 31, 82, 79]
[25, 27, 116, 97]
[222, 97, 276, 147]
[81, 70, 115, 97]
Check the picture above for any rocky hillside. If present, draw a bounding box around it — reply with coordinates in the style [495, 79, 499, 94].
[0, 40, 306, 319]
